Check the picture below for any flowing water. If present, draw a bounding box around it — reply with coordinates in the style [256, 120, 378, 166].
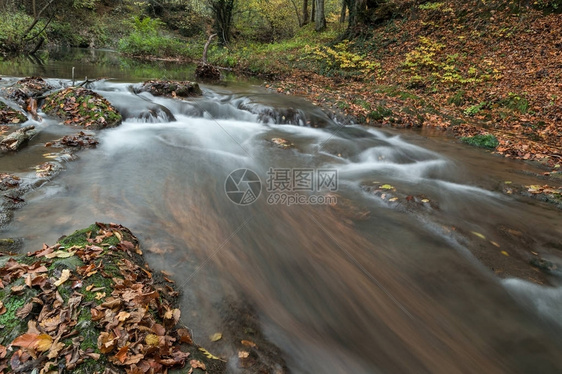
[1, 50, 562, 373]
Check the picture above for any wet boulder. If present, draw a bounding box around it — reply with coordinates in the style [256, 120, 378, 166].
[136, 80, 202, 98]
[1, 77, 53, 114]
[0, 101, 27, 125]
[42, 87, 122, 130]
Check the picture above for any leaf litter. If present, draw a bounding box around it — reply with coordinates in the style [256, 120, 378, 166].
[0, 222, 217, 374]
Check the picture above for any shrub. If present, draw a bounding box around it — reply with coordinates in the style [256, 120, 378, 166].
[460, 134, 499, 149]
[118, 16, 187, 57]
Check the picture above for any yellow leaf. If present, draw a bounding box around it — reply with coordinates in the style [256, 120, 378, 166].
[54, 269, 71, 287]
[45, 250, 75, 259]
[36, 334, 53, 352]
[145, 334, 160, 347]
[380, 184, 394, 190]
[471, 231, 486, 240]
[198, 347, 223, 361]
[501, 251, 509, 257]
[421, 199, 430, 203]
[210, 332, 222, 342]
[117, 311, 130, 322]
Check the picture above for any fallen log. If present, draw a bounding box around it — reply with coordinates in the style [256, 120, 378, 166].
[0, 125, 36, 152]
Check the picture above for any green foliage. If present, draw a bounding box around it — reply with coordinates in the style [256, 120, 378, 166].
[448, 90, 466, 106]
[73, 0, 99, 9]
[305, 40, 380, 78]
[403, 37, 489, 87]
[532, 0, 562, 10]
[368, 106, 393, 121]
[118, 16, 187, 57]
[464, 102, 487, 116]
[460, 134, 499, 149]
[0, 11, 41, 53]
[418, 2, 445, 10]
[500, 92, 529, 114]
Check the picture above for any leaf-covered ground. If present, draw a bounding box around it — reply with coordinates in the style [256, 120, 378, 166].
[269, 2, 561, 173]
[0, 223, 223, 374]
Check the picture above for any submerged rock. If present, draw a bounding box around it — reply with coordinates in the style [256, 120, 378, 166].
[43, 87, 122, 130]
[136, 80, 202, 98]
[45, 131, 99, 149]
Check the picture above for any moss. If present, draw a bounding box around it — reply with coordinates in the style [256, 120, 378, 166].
[42, 88, 122, 130]
[368, 105, 393, 121]
[58, 224, 101, 248]
[460, 134, 499, 149]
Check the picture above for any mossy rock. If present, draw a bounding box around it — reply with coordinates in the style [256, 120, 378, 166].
[0, 223, 224, 374]
[0, 101, 27, 125]
[136, 80, 202, 98]
[43, 87, 122, 130]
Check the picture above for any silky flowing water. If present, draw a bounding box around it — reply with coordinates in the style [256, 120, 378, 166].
[1, 50, 562, 373]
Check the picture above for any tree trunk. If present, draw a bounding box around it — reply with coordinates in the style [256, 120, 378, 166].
[314, 0, 325, 32]
[340, 0, 348, 23]
[310, 0, 315, 23]
[302, 0, 309, 26]
[289, 0, 302, 26]
[208, 0, 235, 45]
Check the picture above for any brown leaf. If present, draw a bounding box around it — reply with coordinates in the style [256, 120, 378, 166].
[114, 345, 129, 364]
[190, 359, 206, 370]
[11, 333, 52, 352]
[241, 340, 257, 348]
[47, 341, 65, 359]
[15, 302, 34, 319]
[177, 329, 193, 345]
[53, 269, 71, 286]
[98, 332, 116, 354]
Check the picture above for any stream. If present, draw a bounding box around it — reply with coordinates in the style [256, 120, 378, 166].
[1, 50, 562, 373]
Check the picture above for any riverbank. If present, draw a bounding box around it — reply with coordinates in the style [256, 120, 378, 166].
[194, 4, 562, 172]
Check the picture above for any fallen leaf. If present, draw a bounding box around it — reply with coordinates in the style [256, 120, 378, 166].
[241, 340, 257, 348]
[11, 333, 52, 352]
[210, 332, 222, 342]
[115, 345, 129, 364]
[238, 350, 250, 359]
[145, 334, 160, 347]
[190, 359, 206, 370]
[471, 231, 486, 240]
[54, 269, 71, 287]
[198, 347, 222, 360]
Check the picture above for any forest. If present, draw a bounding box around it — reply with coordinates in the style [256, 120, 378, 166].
[0, 1, 562, 374]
